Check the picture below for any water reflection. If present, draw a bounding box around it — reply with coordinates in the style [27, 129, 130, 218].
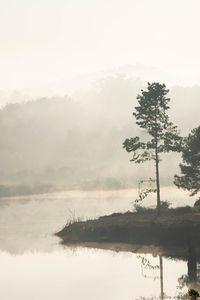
[0, 188, 191, 254]
[138, 243, 200, 299]
[176, 242, 200, 299]
[0, 189, 197, 299]
[69, 237, 200, 299]
[0, 248, 185, 300]
[0, 190, 134, 254]
[136, 255, 164, 299]
[159, 256, 164, 300]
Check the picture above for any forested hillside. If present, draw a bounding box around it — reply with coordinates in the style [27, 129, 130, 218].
[0, 76, 199, 195]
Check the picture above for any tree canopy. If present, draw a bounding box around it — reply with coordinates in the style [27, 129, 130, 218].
[124, 83, 182, 163]
[123, 82, 182, 213]
[174, 126, 200, 196]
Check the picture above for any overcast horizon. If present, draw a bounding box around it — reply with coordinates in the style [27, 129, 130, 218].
[1, 0, 200, 94]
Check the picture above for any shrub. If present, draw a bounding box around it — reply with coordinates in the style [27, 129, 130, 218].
[160, 201, 171, 211]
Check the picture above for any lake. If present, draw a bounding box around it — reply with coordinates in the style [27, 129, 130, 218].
[0, 188, 196, 299]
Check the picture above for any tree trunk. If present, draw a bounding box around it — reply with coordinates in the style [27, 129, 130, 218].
[155, 142, 161, 215]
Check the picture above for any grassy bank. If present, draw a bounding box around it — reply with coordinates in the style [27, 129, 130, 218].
[56, 206, 200, 247]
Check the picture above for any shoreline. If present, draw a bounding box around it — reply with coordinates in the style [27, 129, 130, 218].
[56, 208, 200, 248]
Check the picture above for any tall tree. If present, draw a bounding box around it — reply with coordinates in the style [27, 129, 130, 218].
[123, 82, 182, 214]
[174, 126, 200, 197]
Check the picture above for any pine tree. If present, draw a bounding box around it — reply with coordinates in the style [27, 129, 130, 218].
[174, 126, 200, 197]
[123, 82, 182, 214]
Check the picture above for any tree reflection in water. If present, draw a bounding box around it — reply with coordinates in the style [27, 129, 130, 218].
[137, 243, 200, 300]
[176, 242, 200, 299]
[136, 255, 166, 299]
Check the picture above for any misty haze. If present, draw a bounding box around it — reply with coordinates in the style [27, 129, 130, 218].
[1, 1, 200, 300]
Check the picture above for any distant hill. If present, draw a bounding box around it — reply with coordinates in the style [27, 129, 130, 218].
[0, 76, 199, 195]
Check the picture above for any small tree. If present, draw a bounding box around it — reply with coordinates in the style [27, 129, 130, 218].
[123, 82, 182, 214]
[174, 126, 200, 197]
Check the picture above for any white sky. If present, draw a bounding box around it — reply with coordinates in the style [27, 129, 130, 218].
[0, 0, 200, 90]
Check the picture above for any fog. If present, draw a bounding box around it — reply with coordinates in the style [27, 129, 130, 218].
[1, 0, 200, 89]
[1, 1, 200, 299]
[0, 75, 199, 197]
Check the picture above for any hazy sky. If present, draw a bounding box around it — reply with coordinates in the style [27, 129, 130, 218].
[1, 0, 200, 90]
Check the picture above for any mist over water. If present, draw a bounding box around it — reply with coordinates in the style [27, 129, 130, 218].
[0, 188, 191, 254]
[0, 189, 194, 299]
[1, 1, 200, 298]
[0, 77, 200, 199]
[0, 76, 199, 299]
[0, 189, 133, 254]
[0, 248, 188, 300]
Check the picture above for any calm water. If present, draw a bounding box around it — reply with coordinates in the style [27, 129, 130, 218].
[0, 188, 196, 299]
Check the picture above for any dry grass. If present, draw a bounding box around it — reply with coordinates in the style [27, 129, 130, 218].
[56, 207, 200, 247]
